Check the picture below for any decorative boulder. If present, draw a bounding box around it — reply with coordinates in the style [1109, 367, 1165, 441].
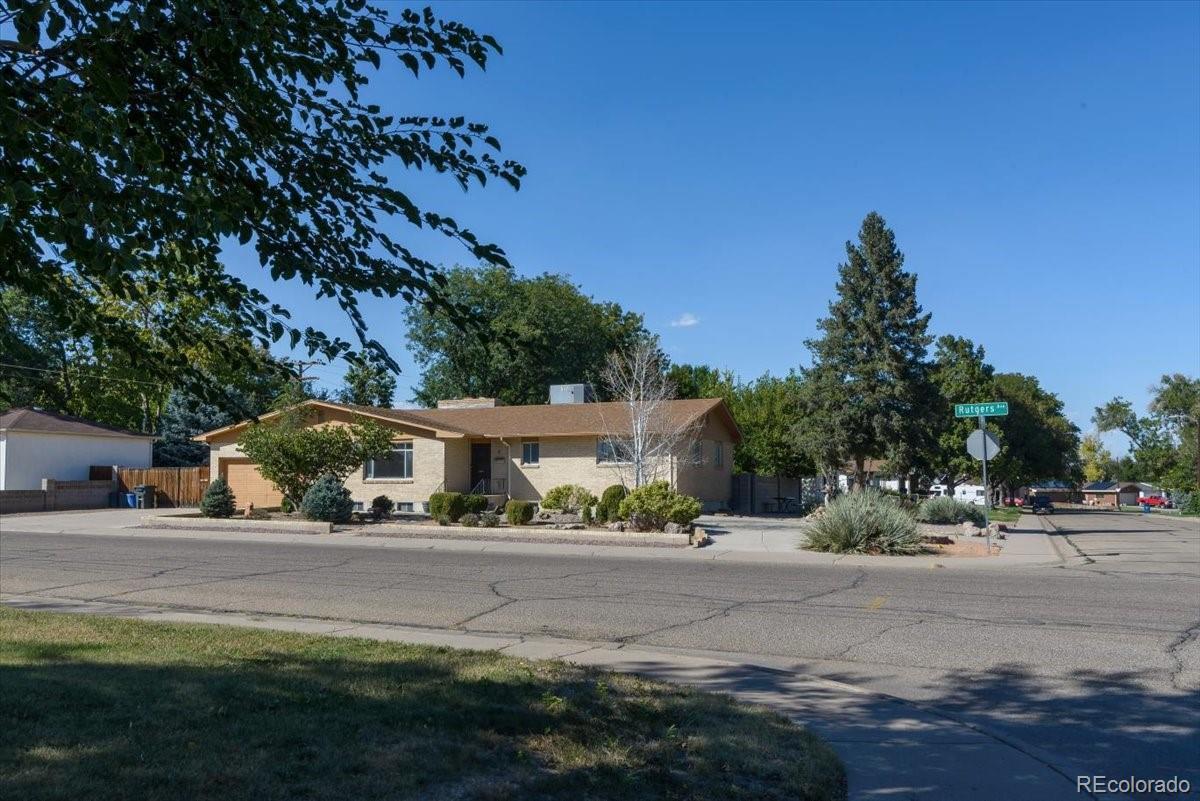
[607, 521, 626, 532]
[664, 522, 683, 534]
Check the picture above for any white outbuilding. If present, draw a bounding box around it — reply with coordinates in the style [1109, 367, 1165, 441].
[0, 407, 154, 490]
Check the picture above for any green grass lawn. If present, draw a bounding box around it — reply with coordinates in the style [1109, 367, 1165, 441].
[0, 607, 846, 801]
[986, 507, 1021, 523]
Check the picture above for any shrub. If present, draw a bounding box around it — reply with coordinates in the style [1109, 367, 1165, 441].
[460, 512, 480, 527]
[597, 484, 628, 523]
[481, 511, 501, 527]
[370, 494, 394, 520]
[804, 490, 922, 555]
[300, 474, 354, 523]
[280, 497, 295, 514]
[462, 494, 488, 515]
[917, 496, 985, 526]
[437, 514, 450, 526]
[429, 492, 467, 522]
[581, 504, 593, 525]
[618, 481, 702, 531]
[541, 484, 597, 513]
[505, 499, 534, 525]
[1178, 491, 1200, 515]
[199, 477, 236, 518]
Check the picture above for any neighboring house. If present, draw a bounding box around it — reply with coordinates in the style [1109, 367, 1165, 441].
[1024, 480, 1079, 504]
[194, 389, 741, 512]
[0, 407, 154, 490]
[1081, 480, 1141, 508]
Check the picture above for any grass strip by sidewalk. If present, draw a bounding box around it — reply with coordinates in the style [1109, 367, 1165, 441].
[0, 607, 846, 801]
[986, 507, 1021, 523]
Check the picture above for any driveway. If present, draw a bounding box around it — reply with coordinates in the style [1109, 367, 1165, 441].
[2, 508, 1197, 799]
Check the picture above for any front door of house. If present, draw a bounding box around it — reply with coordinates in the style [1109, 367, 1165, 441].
[470, 443, 491, 493]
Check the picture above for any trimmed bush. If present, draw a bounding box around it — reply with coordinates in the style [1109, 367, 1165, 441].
[1178, 492, 1200, 515]
[370, 495, 394, 520]
[460, 512, 480, 527]
[804, 490, 922, 555]
[617, 481, 702, 531]
[597, 484, 628, 523]
[481, 511, 501, 527]
[917, 496, 985, 526]
[300, 474, 354, 523]
[505, 499, 534, 525]
[429, 492, 467, 522]
[280, 497, 295, 514]
[462, 494, 488, 515]
[199, 477, 236, 518]
[541, 484, 597, 513]
[437, 514, 450, 526]
[581, 504, 593, 525]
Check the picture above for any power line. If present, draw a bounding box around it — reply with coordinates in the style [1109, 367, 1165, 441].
[0, 361, 170, 388]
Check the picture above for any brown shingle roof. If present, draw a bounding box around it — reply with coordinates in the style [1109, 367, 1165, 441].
[383, 398, 738, 441]
[0, 407, 152, 438]
[196, 398, 742, 443]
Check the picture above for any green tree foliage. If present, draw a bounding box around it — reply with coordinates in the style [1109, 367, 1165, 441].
[1078, 434, 1114, 483]
[1, 1, 523, 406]
[300, 474, 355, 523]
[337, 360, 397, 407]
[989, 373, 1080, 492]
[666, 364, 734, 401]
[237, 406, 394, 506]
[803, 212, 934, 489]
[405, 266, 648, 406]
[927, 336, 996, 491]
[794, 366, 851, 495]
[1095, 375, 1200, 491]
[198, 476, 236, 518]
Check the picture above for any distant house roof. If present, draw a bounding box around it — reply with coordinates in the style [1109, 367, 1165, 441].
[1081, 480, 1142, 493]
[0, 407, 153, 439]
[1029, 480, 1074, 490]
[196, 398, 743, 444]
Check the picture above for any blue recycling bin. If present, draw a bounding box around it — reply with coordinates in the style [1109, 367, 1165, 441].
[123, 492, 137, 508]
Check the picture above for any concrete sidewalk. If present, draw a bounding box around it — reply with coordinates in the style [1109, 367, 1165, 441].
[0, 508, 1062, 569]
[3, 593, 1086, 801]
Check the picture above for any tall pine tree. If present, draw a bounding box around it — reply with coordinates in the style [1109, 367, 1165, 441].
[803, 212, 933, 490]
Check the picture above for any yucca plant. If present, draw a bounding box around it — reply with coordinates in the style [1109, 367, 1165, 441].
[803, 490, 923, 555]
[916, 496, 985, 526]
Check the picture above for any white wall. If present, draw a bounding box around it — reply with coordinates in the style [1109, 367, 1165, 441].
[0, 431, 152, 490]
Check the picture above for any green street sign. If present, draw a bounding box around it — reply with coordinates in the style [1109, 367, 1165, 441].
[955, 402, 1009, 418]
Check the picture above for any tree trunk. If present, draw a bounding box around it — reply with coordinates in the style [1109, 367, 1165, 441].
[853, 456, 866, 492]
[898, 474, 908, 495]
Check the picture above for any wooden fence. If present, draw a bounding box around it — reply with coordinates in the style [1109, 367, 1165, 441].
[91, 465, 211, 508]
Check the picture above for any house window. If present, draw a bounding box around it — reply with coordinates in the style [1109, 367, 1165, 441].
[365, 442, 413, 479]
[689, 440, 703, 463]
[522, 441, 540, 465]
[715, 442, 724, 467]
[397, 502, 414, 512]
[597, 439, 632, 463]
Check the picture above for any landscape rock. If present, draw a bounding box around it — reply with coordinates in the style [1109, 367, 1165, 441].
[664, 522, 683, 534]
[606, 521, 626, 532]
[961, 522, 980, 535]
[550, 523, 584, 530]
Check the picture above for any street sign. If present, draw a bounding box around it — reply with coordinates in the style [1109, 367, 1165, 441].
[966, 429, 1001, 461]
[955, 402, 1009, 418]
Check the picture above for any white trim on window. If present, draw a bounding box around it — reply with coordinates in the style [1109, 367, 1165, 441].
[365, 441, 413, 480]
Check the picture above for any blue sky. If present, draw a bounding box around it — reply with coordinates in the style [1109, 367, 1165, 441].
[225, 1, 1199, 447]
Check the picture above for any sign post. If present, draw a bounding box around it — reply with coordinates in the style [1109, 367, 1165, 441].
[958, 402, 1009, 553]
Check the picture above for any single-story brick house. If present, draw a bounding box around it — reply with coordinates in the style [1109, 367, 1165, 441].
[195, 392, 741, 512]
[1080, 482, 1152, 506]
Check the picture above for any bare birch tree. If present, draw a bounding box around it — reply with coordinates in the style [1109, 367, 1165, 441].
[600, 338, 703, 488]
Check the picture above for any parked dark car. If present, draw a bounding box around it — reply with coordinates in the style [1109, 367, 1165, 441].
[1029, 495, 1055, 514]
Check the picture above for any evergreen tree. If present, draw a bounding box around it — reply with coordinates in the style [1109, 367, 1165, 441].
[199, 476, 236, 518]
[803, 213, 933, 490]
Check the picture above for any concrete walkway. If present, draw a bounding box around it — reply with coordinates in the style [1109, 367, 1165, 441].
[0, 508, 1062, 569]
[3, 593, 1085, 801]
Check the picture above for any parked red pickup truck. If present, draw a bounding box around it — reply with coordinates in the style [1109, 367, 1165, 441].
[1139, 496, 1172, 508]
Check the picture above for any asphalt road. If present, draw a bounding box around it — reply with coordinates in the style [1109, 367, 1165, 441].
[2, 509, 1198, 793]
